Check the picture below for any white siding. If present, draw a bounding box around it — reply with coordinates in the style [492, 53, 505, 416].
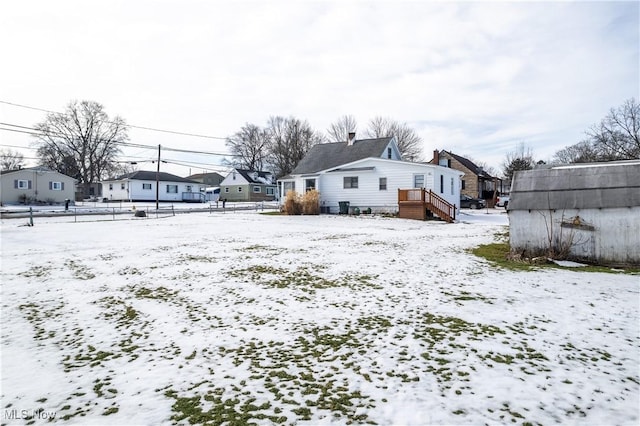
[316, 159, 461, 213]
[103, 180, 131, 200]
[102, 180, 204, 201]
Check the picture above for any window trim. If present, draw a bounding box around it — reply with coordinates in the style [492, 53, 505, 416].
[166, 184, 178, 194]
[142, 183, 152, 190]
[379, 177, 387, 191]
[343, 176, 358, 189]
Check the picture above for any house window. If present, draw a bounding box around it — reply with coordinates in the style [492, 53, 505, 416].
[266, 187, 275, 196]
[387, 147, 392, 159]
[379, 177, 387, 190]
[450, 177, 454, 195]
[186, 185, 192, 192]
[343, 177, 358, 189]
[440, 175, 444, 194]
[305, 179, 316, 192]
[167, 185, 178, 193]
[143, 183, 152, 190]
[253, 186, 261, 193]
[16, 179, 30, 189]
[238, 187, 243, 192]
[461, 180, 466, 190]
[109, 183, 114, 190]
[121, 183, 125, 190]
[414, 174, 424, 188]
[283, 182, 295, 196]
[50, 181, 63, 191]
[224, 187, 230, 193]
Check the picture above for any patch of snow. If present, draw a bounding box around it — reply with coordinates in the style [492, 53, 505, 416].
[550, 259, 588, 267]
[1, 211, 637, 425]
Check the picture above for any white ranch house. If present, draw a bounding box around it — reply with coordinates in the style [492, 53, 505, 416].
[278, 135, 463, 215]
[101, 171, 205, 202]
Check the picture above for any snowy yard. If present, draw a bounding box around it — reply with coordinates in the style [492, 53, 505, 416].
[1, 210, 638, 425]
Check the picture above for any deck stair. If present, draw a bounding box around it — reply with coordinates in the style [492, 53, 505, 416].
[398, 189, 456, 223]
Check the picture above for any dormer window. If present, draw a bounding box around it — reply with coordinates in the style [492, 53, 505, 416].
[387, 147, 392, 159]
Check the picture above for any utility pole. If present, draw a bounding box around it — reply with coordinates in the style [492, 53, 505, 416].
[156, 144, 161, 211]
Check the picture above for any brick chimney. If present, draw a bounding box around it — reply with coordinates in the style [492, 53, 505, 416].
[432, 149, 440, 165]
[347, 132, 356, 146]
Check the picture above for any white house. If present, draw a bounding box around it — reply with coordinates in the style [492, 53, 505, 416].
[101, 171, 205, 202]
[220, 169, 276, 202]
[278, 135, 463, 215]
[0, 167, 76, 204]
[508, 160, 640, 266]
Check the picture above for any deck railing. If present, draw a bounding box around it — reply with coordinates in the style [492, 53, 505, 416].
[398, 188, 456, 223]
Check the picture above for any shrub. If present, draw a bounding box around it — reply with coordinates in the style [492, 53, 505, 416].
[302, 190, 320, 215]
[283, 191, 302, 215]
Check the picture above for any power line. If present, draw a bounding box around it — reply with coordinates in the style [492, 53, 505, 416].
[0, 99, 229, 140]
[0, 121, 237, 157]
[0, 143, 37, 151]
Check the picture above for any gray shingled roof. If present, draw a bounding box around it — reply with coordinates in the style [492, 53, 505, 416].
[109, 170, 200, 183]
[509, 161, 640, 210]
[291, 137, 394, 175]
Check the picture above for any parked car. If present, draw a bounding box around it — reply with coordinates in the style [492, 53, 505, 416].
[460, 194, 486, 209]
[495, 195, 510, 209]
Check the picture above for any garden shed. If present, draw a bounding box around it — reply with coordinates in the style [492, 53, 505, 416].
[508, 160, 640, 266]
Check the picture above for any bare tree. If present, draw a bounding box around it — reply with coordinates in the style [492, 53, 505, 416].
[502, 142, 535, 182]
[586, 98, 640, 160]
[552, 140, 600, 164]
[327, 115, 358, 142]
[0, 149, 25, 170]
[364, 116, 423, 161]
[225, 123, 269, 171]
[33, 100, 126, 197]
[106, 161, 139, 179]
[266, 116, 325, 178]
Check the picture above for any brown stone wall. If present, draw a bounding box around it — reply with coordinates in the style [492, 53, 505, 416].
[438, 152, 480, 198]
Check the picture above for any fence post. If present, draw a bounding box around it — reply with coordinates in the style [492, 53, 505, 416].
[74, 208, 77, 223]
[113, 208, 115, 221]
[172, 204, 175, 216]
[29, 207, 34, 226]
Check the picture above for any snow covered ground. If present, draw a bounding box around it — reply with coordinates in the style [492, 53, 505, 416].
[1, 210, 638, 425]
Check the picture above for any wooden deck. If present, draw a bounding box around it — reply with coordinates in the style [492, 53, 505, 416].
[398, 189, 456, 223]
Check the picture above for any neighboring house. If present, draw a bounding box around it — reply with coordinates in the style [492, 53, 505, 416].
[278, 135, 463, 215]
[187, 172, 225, 187]
[430, 150, 502, 200]
[508, 160, 640, 266]
[0, 167, 76, 205]
[220, 169, 276, 202]
[101, 171, 205, 202]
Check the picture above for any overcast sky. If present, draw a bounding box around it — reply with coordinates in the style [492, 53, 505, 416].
[1, 0, 638, 176]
